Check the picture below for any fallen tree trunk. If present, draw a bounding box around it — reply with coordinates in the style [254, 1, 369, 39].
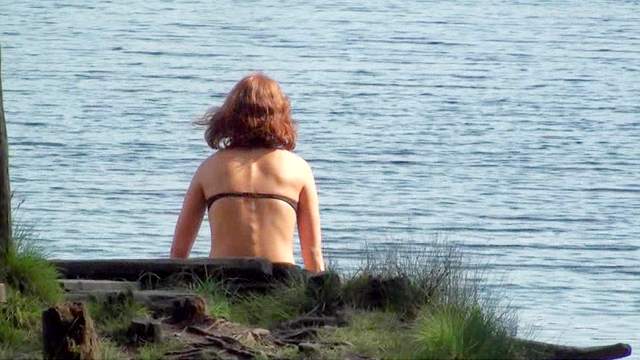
[51, 257, 279, 283]
[516, 338, 632, 360]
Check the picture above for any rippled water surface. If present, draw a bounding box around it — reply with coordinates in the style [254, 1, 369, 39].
[2, 0, 639, 349]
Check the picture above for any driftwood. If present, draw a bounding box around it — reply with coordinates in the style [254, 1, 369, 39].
[161, 324, 270, 359]
[42, 302, 100, 360]
[272, 314, 347, 347]
[276, 315, 346, 330]
[188, 326, 246, 348]
[185, 326, 259, 359]
[517, 338, 632, 360]
[273, 327, 319, 344]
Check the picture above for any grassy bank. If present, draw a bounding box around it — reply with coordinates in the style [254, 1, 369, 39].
[1, 218, 523, 359]
[0, 224, 62, 359]
[0, 221, 182, 359]
[193, 242, 524, 359]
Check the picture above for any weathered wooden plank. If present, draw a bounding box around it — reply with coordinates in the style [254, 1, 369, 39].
[59, 279, 140, 292]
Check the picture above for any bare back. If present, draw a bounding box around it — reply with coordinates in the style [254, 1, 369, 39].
[171, 148, 324, 272]
[202, 148, 304, 263]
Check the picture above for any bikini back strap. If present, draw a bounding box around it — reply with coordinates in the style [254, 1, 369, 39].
[206, 192, 298, 212]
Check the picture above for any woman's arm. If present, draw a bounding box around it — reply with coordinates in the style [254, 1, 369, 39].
[170, 171, 206, 258]
[297, 162, 325, 272]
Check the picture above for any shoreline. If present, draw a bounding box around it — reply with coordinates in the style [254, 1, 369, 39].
[1, 251, 633, 359]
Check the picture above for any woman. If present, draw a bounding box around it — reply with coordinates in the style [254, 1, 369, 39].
[170, 73, 325, 272]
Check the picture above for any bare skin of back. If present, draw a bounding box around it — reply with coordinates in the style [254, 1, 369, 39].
[171, 148, 325, 272]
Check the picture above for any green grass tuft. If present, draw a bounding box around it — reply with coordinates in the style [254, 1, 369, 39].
[0, 344, 42, 360]
[341, 241, 465, 317]
[193, 277, 233, 319]
[98, 338, 127, 360]
[318, 310, 417, 359]
[305, 269, 343, 314]
[414, 303, 520, 360]
[194, 274, 313, 328]
[0, 287, 42, 329]
[331, 241, 524, 360]
[0, 288, 44, 357]
[1, 223, 62, 304]
[407, 243, 522, 359]
[230, 278, 311, 328]
[0, 221, 63, 358]
[135, 339, 182, 360]
[87, 291, 149, 342]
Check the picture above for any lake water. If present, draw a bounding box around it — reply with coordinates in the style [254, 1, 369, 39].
[2, 0, 639, 350]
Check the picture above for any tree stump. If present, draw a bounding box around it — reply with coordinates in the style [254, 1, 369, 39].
[42, 302, 100, 360]
[170, 295, 208, 324]
[127, 318, 162, 344]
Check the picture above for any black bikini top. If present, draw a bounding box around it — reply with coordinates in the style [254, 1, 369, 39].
[206, 192, 298, 212]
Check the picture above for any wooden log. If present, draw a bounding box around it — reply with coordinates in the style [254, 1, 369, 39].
[137, 290, 205, 317]
[517, 338, 632, 360]
[42, 302, 100, 360]
[0, 43, 12, 261]
[51, 257, 275, 283]
[63, 288, 207, 318]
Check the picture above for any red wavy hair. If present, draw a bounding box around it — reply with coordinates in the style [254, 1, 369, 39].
[200, 73, 296, 150]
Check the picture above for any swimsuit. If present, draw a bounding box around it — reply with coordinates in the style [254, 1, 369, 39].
[206, 192, 298, 212]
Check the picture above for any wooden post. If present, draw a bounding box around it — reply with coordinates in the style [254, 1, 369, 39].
[0, 44, 11, 262]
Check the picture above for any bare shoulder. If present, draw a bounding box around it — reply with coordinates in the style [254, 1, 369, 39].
[194, 152, 223, 177]
[278, 150, 312, 174]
